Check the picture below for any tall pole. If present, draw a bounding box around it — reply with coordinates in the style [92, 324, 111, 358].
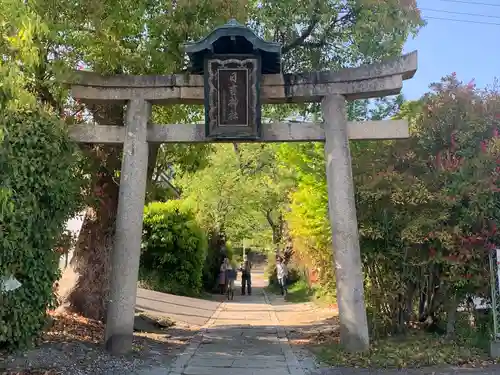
[322, 94, 369, 352]
[105, 99, 150, 354]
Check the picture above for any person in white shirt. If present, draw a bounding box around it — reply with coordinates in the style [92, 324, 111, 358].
[276, 256, 288, 296]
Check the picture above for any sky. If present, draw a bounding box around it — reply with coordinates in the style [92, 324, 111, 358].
[401, 0, 499, 100]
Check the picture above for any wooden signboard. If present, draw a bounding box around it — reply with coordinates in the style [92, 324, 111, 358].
[204, 55, 261, 139]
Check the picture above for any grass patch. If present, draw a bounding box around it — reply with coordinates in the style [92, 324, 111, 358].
[309, 285, 336, 307]
[310, 330, 494, 369]
[265, 282, 282, 295]
[265, 280, 312, 302]
[285, 280, 314, 303]
[266, 280, 336, 305]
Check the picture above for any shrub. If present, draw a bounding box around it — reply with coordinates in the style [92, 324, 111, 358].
[140, 200, 207, 296]
[0, 108, 84, 349]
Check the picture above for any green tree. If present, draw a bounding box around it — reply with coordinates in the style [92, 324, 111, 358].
[279, 75, 500, 339]
[180, 145, 257, 241]
[276, 97, 404, 284]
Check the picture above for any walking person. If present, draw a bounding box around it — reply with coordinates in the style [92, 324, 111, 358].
[239, 257, 252, 296]
[219, 257, 229, 295]
[276, 256, 288, 297]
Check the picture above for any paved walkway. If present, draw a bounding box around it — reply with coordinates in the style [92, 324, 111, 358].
[166, 271, 306, 375]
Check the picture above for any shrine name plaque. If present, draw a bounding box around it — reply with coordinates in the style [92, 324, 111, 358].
[204, 55, 261, 139]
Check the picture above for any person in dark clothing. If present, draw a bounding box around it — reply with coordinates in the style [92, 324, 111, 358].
[239, 258, 252, 295]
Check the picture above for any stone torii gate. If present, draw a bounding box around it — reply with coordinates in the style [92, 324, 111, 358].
[68, 38, 417, 354]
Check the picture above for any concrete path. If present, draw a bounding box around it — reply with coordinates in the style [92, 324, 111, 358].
[166, 270, 306, 375]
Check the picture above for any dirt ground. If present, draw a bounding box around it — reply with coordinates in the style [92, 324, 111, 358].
[0, 266, 220, 375]
[0, 310, 197, 375]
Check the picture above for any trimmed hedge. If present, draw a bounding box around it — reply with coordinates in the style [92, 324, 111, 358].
[0, 108, 84, 349]
[140, 201, 207, 296]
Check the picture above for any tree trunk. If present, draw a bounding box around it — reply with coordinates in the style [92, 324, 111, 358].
[66, 182, 119, 321]
[266, 210, 285, 254]
[63, 102, 157, 321]
[61, 104, 124, 321]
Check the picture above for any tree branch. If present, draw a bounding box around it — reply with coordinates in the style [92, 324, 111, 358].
[33, 44, 61, 113]
[281, 2, 358, 53]
[302, 10, 355, 50]
[282, 6, 320, 54]
[265, 209, 275, 229]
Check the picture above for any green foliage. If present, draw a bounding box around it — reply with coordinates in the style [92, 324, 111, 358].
[275, 96, 406, 293]
[251, 0, 422, 73]
[179, 144, 275, 246]
[0, 0, 48, 110]
[179, 145, 244, 233]
[0, 107, 84, 349]
[282, 280, 313, 303]
[140, 200, 207, 296]
[202, 246, 222, 292]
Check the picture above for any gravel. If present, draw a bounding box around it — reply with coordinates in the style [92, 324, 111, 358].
[0, 319, 196, 375]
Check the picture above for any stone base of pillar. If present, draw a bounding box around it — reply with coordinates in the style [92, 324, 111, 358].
[105, 333, 134, 355]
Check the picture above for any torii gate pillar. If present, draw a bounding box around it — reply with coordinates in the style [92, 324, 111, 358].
[104, 99, 150, 353]
[322, 94, 369, 351]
